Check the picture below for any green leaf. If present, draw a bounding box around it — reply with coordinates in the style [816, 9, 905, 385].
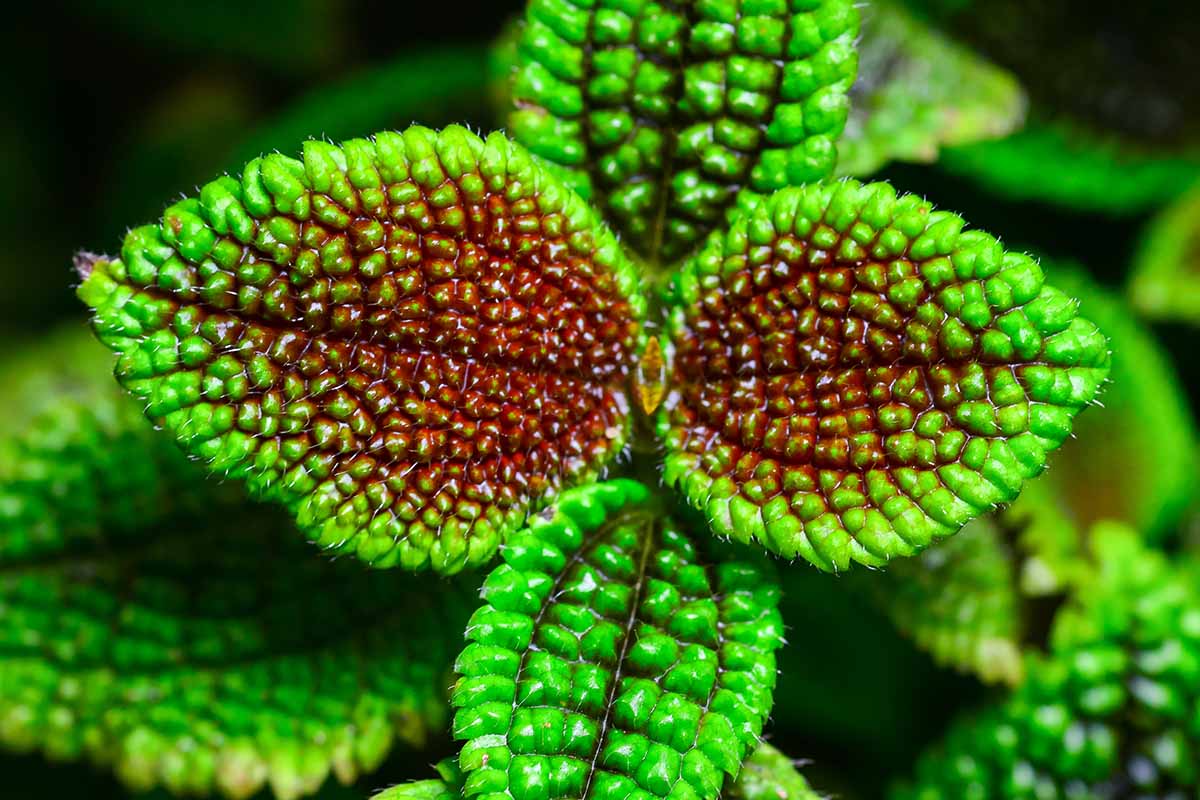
[372, 782, 461, 800]
[0, 331, 472, 800]
[77, 125, 646, 574]
[940, 118, 1200, 214]
[373, 760, 465, 800]
[0, 325, 241, 560]
[866, 517, 1025, 685]
[836, 0, 1026, 177]
[903, 0, 1200, 152]
[1013, 263, 1199, 543]
[893, 523, 1200, 797]
[450, 479, 783, 800]
[727, 743, 822, 800]
[869, 460, 1101, 686]
[659, 180, 1111, 571]
[508, 0, 860, 266]
[1128, 181, 1200, 326]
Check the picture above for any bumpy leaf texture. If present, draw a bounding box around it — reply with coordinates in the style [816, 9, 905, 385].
[870, 467, 1104, 687]
[836, 0, 1025, 178]
[894, 523, 1200, 798]
[0, 329, 472, 800]
[509, 0, 860, 265]
[727, 743, 822, 800]
[1128, 181, 1200, 327]
[866, 517, 1024, 685]
[451, 480, 783, 800]
[374, 744, 819, 800]
[78, 125, 646, 574]
[658, 180, 1111, 571]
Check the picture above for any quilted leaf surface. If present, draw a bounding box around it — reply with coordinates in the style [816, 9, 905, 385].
[78, 125, 645, 573]
[451, 480, 783, 800]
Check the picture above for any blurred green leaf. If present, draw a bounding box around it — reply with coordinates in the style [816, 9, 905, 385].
[1013, 262, 1199, 541]
[837, 0, 1025, 177]
[1128, 181, 1200, 326]
[864, 517, 1025, 685]
[939, 119, 1200, 214]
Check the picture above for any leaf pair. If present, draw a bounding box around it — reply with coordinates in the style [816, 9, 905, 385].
[77, 2, 1111, 576]
[78, 118, 1110, 575]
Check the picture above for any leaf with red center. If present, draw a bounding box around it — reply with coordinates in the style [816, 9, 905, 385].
[658, 180, 1110, 571]
[77, 125, 646, 574]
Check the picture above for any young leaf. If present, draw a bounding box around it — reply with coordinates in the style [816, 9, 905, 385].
[1128, 181, 1200, 327]
[893, 523, 1200, 798]
[509, 0, 860, 265]
[451, 480, 783, 800]
[77, 125, 646, 574]
[659, 180, 1111, 571]
[0, 336, 473, 799]
[836, 0, 1025, 178]
[865, 517, 1024, 685]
